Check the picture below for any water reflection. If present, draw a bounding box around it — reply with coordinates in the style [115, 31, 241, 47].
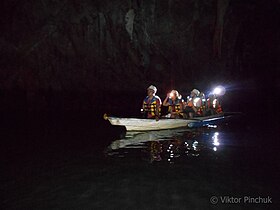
[107, 127, 222, 163]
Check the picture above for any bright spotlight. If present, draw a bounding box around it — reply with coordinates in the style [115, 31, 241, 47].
[213, 85, 226, 96]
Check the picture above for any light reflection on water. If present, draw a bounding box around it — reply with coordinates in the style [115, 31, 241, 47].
[107, 126, 224, 163]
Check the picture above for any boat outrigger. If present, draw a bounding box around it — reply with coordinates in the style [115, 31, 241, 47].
[104, 113, 225, 131]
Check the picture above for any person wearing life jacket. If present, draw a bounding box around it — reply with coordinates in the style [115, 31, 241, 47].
[184, 88, 203, 118]
[162, 90, 184, 118]
[206, 93, 223, 115]
[199, 92, 206, 116]
[142, 85, 162, 121]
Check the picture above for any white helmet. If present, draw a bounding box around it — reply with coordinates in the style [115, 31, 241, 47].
[191, 89, 200, 96]
[147, 85, 157, 93]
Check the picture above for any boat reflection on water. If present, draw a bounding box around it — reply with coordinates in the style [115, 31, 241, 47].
[107, 126, 223, 163]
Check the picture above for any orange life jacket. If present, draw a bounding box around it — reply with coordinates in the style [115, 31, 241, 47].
[207, 98, 223, 114]
[187, 97, 203, 115]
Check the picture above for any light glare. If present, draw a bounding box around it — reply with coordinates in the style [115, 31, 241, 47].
[212, 85, 226, 96]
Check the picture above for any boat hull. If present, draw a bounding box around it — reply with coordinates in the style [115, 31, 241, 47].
[106, 114, 224, 131]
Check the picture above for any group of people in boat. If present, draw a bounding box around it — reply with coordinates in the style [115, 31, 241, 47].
[142, 85, 223, 120]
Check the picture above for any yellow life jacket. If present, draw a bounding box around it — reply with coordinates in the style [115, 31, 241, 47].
[143, 96, 161, 118]
[167, 98, 182, 113]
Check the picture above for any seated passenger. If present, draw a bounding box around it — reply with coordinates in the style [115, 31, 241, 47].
[199, 92, 206, 116]
[184, 89, 203, 118]
[163, 90, 184, 118]
[206, 94, 223, 115]
[142, 85, 162, 121]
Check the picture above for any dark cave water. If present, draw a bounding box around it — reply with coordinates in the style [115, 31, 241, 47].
[1, 110, 279, 210]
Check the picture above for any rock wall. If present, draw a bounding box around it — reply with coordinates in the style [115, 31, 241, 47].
[0, 0, 279, 111]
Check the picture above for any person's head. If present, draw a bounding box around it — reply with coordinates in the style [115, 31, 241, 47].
[208, 93, 215, 101]
[199, 92, 205, 99]
[147, 85, 157, 96]
[191, 89, 200, 97]
[169, 90, 181, 100]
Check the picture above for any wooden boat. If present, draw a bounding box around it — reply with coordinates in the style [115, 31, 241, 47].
[104, 113, 225, 131]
